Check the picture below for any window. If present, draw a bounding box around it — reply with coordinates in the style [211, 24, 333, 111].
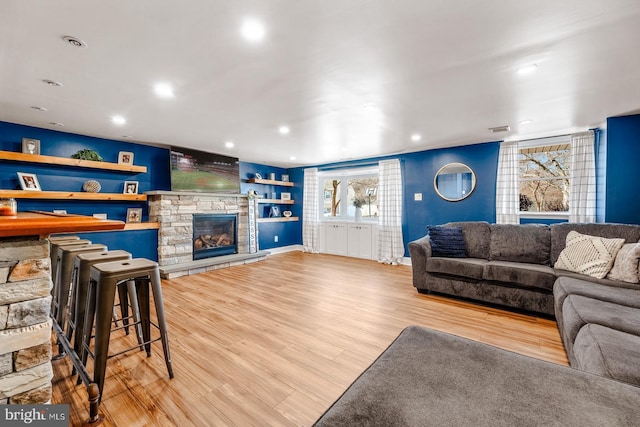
[320, 168, 378, 220]
[519, 139, 570, 214]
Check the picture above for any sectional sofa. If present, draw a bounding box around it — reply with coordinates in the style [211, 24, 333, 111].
[409, 221, 640, 387]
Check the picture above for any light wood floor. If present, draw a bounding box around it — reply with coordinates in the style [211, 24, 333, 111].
[52, 251, 567, 426]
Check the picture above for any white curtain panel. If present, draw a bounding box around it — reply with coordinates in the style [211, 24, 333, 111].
[377, 159, 405, 264]
[569, 131, 596, 223]
[495, 141, 520, 224]
[302, 167, 320, 252]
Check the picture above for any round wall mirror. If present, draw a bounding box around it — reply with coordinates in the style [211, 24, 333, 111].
[434, 163, 476, 201]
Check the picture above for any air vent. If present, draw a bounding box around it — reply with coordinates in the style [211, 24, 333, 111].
[489, 125, 511, 133]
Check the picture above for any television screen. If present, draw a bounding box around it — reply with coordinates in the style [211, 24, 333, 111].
[170, 147, 240, 193]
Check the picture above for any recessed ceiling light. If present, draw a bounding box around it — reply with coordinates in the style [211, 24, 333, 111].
[154, 82, 174, 99]
[519, 119, 533, 125]
[289, 156, 296, 161]
[62, 35, 87, 48]
[279, 126, 290, 135]
[111, 115, 126, 126]
[517, 64, 538, 75]
[42, 79, 63, 87]
[225, 141, 235, 148]
[122, 135, 133, 139]
[49, 122, 64, 127]
[30, 106, 48, 112]
[241, 18, 266, 42]
[411, 134, 422, 142]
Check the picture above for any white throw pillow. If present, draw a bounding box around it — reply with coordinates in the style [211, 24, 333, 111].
[554, 231, 625, 279]
[607, 242, 640, 283]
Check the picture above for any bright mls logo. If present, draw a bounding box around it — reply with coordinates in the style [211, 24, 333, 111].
[1, 405, 68, 426]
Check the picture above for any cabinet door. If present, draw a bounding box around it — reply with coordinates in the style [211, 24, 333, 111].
[347, 224, 372, 259]
[325, 223, 348, 256]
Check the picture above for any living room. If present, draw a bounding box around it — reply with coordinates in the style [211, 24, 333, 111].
[2, 1, 640, 426]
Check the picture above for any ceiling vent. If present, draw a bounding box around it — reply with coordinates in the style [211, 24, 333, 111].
[488, 125, 511, 133]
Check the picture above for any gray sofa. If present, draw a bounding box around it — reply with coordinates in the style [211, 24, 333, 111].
[409, 221, 640, 387]
[408, 221, 640, 316]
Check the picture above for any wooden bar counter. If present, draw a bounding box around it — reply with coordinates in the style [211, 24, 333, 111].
[0, 211, 125, 238]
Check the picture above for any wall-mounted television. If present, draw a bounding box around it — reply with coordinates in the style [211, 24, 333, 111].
[170, 147, 240, 193]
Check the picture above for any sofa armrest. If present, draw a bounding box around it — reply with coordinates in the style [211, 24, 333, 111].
[408, 235, 432, 288]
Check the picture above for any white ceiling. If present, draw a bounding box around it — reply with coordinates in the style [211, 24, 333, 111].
[1, 1, 640, 167]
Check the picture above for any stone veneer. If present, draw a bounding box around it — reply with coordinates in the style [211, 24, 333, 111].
[0, 237, 54, 404]
[148, 191, 258, 268]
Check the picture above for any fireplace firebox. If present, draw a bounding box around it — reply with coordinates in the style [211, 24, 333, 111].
[192, 213, 238, 260]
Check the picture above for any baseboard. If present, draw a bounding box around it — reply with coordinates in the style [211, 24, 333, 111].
[265, 244, 303, 255]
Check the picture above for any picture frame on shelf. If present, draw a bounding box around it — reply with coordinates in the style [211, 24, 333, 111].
[281, 192, 291, 201]
[281, 174, 289, 182]
[126, 208, 142, 223]
[269, 206, 281, 217]
[123, 181, 139, 194]
[22, 138, 40, 155]
[17, 172, 41, 191]
[118, 151, 134, 165]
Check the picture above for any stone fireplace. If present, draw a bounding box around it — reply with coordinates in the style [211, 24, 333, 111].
[148, 191, 264, 278]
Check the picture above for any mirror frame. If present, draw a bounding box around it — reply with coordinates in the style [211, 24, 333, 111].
[433, 162, 476, 202]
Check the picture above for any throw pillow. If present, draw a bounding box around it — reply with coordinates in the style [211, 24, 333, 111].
[554, 231, 625, 279]
[607, 242, 640, 283]
[428, 225, 467, 258]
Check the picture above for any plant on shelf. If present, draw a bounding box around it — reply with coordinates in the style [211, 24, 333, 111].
[71, 149, 103, 161]
[353, 198, 366, 208]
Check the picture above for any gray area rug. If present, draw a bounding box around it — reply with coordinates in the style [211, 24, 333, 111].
[313, 326, 640, 426]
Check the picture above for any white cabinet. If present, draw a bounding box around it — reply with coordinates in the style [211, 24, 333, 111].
[321, 221, 376, 260]
[347, 224, 372, 259]
[325, 223, 348, 256]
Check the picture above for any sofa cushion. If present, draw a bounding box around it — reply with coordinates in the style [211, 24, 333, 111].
[489, 224, 550, 265]
[483, 261, 556, 291]
[550, 222, 640, 265]
[573, 324, 640, 387]
[560, 295, 640, 363]
[555, 270, 640, 289]
[554, 231, 624, 279]
[443, 221, 491, 260]
[427, 225, 466, 257]
[425, 257, 486, 280]
[607, 242, 640, 283]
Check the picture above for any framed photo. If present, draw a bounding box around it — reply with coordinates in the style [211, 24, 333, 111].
[281, 192, 291, 201]
[123, 181, 139, 194]
[22, 138, 40, 155]
[269, 206, 280, 217]
[17, 172, 41, 191]
[126, 208, 142, 223]
[281, 174, 289, 182]
[118, 151, 134, 165]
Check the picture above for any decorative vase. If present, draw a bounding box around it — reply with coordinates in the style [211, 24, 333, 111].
[355, 207, 362, 222]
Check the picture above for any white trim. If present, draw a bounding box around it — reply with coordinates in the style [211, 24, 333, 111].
[519, 212, 569, 220]
[517, 134, 571, 149]
[266, 244, 303, 255]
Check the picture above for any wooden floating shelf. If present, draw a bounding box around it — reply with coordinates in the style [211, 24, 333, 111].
[0, 190, 147, 201]
[256, 198, 294, 204]
[0, 150, 147, 173]
[256, 216, 299, 223]
[247, 178, 294, 187]
[117, 222, 160, 231]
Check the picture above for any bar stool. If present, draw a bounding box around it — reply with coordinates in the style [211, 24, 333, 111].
[82, 258, 174, 401]
[67, 250, 138, 366]
[50, 239, 92, 287]
[52, 244, 107, 333]
[49, 235, 81, 243]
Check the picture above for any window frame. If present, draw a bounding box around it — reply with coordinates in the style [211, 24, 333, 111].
[318, 167, 379, 222]
[518, 135, 571, 220]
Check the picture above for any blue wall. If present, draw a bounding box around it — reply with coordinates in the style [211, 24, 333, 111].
[605, 114, 640, 224]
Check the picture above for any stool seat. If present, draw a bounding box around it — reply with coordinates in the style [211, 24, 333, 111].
[83, 258, 173, 402]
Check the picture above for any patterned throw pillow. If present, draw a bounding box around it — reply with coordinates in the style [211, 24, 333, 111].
[428, 225, 467, 258]
[554, 231, 625, 279]
[607, 242, 640, 283]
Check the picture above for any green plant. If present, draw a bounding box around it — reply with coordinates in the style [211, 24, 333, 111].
[352, 198, 365, 208]
[71, 149, 103, 161]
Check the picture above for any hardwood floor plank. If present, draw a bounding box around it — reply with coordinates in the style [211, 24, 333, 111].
[52, 251, 568, 426]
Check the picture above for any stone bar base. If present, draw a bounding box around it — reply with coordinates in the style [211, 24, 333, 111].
[0, 237, 53, 404]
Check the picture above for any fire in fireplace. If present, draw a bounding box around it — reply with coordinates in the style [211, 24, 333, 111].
[193, 213, 238, 260]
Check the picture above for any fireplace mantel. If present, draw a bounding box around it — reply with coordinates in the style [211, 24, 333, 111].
[148, 191, 264, 278]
